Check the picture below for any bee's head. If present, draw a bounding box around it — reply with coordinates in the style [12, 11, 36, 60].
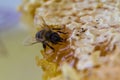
[35, 30, 45, 42]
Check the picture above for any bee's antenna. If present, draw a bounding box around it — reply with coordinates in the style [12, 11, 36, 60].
[34, 15, 50, 29]
[39, 16, 51, 29]
[39, 16, 47, 25]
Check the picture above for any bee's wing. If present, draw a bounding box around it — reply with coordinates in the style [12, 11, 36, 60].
[23, 36, 38, 46]
[34, 15, 48, 29]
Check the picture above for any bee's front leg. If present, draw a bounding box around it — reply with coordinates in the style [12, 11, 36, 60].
[43, 43, 46, 49]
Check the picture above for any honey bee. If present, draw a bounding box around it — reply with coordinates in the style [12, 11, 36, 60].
[24, 16, 67, 51]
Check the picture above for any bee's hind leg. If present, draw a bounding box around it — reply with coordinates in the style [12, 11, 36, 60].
[43, 42, 55, 51]
[46, 43, 55, 51]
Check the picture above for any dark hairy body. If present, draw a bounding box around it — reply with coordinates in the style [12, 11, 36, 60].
[35, 28, 65, 50]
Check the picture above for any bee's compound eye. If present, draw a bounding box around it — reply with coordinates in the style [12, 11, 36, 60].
[35, 30, 45, 41]
[36, 31, 41, 39]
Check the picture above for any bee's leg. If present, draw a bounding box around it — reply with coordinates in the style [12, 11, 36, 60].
[52, 27, 68, 34]
[43, 42, 55, 51]
[42, 43, 46, 51]
[42, 43, 46, 52]
[52, 28, 63, 30]
[57, 31, 68, 34]
[46, 43, 55, 51]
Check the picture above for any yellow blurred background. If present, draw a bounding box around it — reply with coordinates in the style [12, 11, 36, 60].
[0, 0, 42, 80]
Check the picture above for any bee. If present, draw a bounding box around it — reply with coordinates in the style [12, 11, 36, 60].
[24, 16, 67, 51]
